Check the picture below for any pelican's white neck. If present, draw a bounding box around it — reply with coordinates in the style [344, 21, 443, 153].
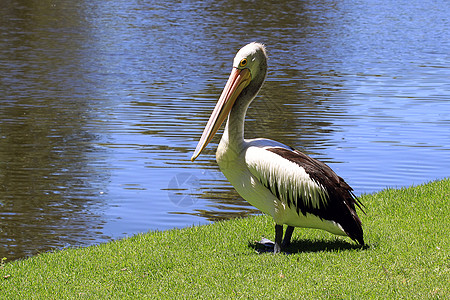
[216, 97, 249, 167]
[219, 78, 267, 155]
[221, 98, 249, 147]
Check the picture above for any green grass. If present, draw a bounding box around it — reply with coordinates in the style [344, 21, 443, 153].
[1, 179, 449, 299]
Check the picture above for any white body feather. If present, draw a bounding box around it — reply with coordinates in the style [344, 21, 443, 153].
[216, 137, 346, 236]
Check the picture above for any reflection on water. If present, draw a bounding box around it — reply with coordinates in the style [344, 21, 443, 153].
[0, 0, 449, 260]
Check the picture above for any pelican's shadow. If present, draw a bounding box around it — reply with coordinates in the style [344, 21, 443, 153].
[249, 238, 368, 254]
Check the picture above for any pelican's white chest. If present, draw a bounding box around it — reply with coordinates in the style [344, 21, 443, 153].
[216, 138, 246, 188]
[216, 138, 280, 219]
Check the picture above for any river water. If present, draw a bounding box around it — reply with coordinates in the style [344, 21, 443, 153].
[1, 0, 449, 260]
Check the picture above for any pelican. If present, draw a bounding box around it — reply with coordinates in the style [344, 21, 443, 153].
[191, 42, 364, 253]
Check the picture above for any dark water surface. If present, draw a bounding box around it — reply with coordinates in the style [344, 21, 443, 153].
[0, 0, 449, 260]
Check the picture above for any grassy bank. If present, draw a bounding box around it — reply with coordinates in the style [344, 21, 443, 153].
[1, 179, 449, 299]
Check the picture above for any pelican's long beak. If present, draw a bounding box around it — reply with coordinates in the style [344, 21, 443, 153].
[191, 67, 251, 161]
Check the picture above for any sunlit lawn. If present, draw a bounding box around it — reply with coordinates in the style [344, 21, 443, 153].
[1, 178, 449, 298]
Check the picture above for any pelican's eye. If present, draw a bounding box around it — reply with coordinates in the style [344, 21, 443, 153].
[239, 58, 248, 68]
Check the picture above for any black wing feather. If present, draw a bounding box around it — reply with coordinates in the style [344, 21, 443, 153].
[267, 147, 365, 245]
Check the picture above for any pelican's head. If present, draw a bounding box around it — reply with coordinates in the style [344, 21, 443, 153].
[191, 42, 268, 161]
[232, 42, 268, 80]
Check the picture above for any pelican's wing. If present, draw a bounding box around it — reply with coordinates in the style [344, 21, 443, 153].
[245, 145, 364, 243]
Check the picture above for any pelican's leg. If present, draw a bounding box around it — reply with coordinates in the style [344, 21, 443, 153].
[282, 226, 294, 248]
[274, 224, 283, 253]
